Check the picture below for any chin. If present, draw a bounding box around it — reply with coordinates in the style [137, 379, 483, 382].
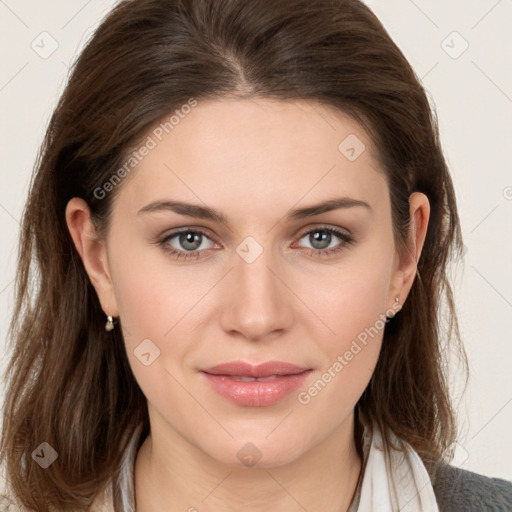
[203, 434, 308, 470]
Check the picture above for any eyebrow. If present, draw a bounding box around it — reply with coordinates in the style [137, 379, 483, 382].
[137, 197, 372, 226]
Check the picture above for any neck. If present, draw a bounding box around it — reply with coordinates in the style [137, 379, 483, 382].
[134, 412, 363, 512]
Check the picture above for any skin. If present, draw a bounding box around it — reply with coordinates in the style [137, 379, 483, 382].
[66, 98, 429, 512]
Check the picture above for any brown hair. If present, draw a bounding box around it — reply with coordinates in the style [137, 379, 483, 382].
[0, 0, 468, 510]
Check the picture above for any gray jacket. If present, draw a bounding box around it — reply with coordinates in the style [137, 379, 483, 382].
[433, 462, 512, 511]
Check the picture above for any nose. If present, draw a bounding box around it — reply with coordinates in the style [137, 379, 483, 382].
[219, 244, 294, 342]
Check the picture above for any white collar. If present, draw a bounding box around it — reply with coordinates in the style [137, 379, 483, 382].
[349, 417, 439, 511]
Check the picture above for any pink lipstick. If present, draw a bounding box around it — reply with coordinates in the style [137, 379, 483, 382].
[200, 361, 312, 407]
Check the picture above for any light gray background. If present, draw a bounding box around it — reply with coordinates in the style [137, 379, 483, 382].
[1, 0, 511, 480]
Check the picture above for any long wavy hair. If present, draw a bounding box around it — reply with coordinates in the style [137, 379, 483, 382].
[0, 0, 468, 510]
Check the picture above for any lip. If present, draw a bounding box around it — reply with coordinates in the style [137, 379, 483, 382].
[200, 361, 312, 407]
[202, 361, 310, 378]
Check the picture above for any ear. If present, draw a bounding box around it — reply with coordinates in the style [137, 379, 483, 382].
[387, 191, 430, 309]
[65, 197, 118, 317]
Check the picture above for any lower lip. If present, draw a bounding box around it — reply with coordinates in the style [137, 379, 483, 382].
[201, 371, 312, 407]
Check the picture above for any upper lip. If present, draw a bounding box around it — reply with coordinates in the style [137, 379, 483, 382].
[201, 361, 310, 378]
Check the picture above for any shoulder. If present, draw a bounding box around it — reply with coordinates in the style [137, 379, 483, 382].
[0, 489, 31, 512]
[0, 471, 24, 511]
[432, 461, 512, 512]
[0, 493, 25, 512]
[0, 468, 114, 512]
[0, 490, 112, 512]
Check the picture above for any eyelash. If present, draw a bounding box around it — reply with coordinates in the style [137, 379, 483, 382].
[157, 226, 354, 261]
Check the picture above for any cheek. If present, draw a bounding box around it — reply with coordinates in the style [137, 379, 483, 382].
[296, 288, 388, 431]
[313, 249, 393, 345]
[302, 242, 394, 400]
[108, 231, 197, 340]
[108, 236, 212, 389]
[112, 259, 192, 411]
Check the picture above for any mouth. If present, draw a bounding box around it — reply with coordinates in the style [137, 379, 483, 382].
[223, 375, 287, 382]
[199, 361, 312, 407]
[201, 360, 311, 378]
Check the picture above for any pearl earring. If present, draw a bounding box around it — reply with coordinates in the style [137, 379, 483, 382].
[105, 315, 115, 332]
[385, 297, 402, 321]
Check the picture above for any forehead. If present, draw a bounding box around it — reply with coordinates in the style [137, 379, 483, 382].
[115, 97, 388, 218]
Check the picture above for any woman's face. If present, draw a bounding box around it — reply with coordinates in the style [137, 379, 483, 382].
[73, 98, 423, 468]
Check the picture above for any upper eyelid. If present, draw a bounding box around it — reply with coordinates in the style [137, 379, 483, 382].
[161, 226, 220, 245]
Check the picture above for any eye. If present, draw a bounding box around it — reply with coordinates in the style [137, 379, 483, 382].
[158, 229, 217, 261]
[158, 225, 354, 261]
[295, 226, 354, 257]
